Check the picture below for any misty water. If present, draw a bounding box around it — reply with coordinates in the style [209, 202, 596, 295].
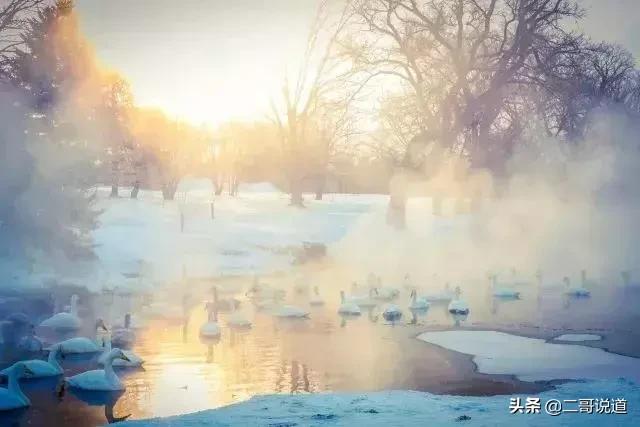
[1, 273, 639, 427]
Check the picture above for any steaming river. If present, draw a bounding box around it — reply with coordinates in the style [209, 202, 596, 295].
[1, 278, 639, 426]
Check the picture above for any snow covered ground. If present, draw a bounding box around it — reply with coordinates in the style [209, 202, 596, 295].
[554, 334, 603, 342]
[417, 330, 640, 382]
[116, 379, 638, 426]
[90, 185, 387, 290]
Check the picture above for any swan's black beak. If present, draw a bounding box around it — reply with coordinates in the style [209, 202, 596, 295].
[120, 354, 131, 362]
[24, 366, 35, 377]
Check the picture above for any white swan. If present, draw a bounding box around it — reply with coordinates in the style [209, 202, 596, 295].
[564, 277, 590, 297]
[424, 282, 455, 303]
[98, 337, 144, 368]
[448, 286, 470, 314]
[371, 275, 399, 301]
[200, 299, 221, 338]
[490, 275, 520, 299]
[345, 283, 377, 308]
[309, 286, 325, 306]
[0, 362, 34, 410]
[409, 289, 430, 310]
[65, 348, 130, 391]
[111, 315, 136, 348]
[58, 337, 102, 354]
[227, 298, 252, 329]
[1, 343, 63, 378]
[338, 291, 361, 315]
[273, 305, 310, 318]
[39, 294, 81, 332]
[382, 304, 403, 321]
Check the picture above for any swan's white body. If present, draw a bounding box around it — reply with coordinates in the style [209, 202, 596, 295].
[448, 299, 470, 314]
[424, 284, 454, 302]
[66, 349, 129, 391]
[273, 305, 309, 318]
[98, 338, 144, 368]
[112, 327, 136, 348]
[409, 290, 430, 310]
[491, 276, 520, 299]
[39, 295, 81, 331]
[345, 294, 377, 308]
[200, 322, 221, 337]
[1, 345, 63, 378]
[564, 278, 591, 297]
[373, 287, 399, 301]
[0, 363, 33, 410]
[448, 288, 470, 314]
[226, 301, 251, 328]
[382, 304, 403, 321]
[59, 336, 102, 354]
[338, 291, 361, 315]
[309, 287, 324, 306]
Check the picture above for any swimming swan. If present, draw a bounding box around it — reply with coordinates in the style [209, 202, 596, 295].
[200, 290, 221, 338]
[382, 304, 403, 321]
[338, 291, 361, 315]
[448, 287, 470, 314]
[98, 337, 143, 368]
[490, 275, 521, 299]
[309, 286, 325, 306]
[425, 283, 455, 303]
[39, 294, 81, 332]
[564, 277, 590, 297]
[273, 305, 310, 318]
[65, 348, 130, 391]
[0, 362, 34, 410]
[1, 344, 63, 378]
[409, 289, 430, 310]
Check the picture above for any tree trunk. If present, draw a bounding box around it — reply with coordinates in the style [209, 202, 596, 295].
[290, 179, 304, 207]
[162, 179, 177, 201]
[110, 155, 120, 198]
[387, 173, 406, 229]
[130, 182, 140, 199]
[315, 175, 325, 200]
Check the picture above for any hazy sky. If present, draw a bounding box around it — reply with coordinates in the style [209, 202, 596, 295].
[75, 0, 639, 127]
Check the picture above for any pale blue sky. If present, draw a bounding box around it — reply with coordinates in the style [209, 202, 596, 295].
[75, 0, 639, 127]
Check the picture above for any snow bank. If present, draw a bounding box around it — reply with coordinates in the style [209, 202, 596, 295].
[115, 379, 638, 426]
[554, 334, 602, 342]
[87, 189, 387, 289]
[417, 330, 640, 382]
[237, 181, 282, 194]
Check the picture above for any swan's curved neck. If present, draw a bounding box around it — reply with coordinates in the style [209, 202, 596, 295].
[8, 370, 29, 404]
[70, 298, 79, 316]
[48, 347, 63, 371]
[103, 354, 120, 385]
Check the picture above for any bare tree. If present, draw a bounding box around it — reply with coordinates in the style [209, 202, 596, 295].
[269, 0, 358, 206]
[0, 0, 48, 78]
[344, 0, 583, 168]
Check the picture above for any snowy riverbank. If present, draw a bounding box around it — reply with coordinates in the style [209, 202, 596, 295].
[116, 379, 638, 426]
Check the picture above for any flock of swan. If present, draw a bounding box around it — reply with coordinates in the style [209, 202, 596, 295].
[0, 292, 144, 411]
[1, 267, 631, 412]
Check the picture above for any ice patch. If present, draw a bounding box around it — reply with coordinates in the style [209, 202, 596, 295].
[554, 334, 602, 342]
[417, 330, 640, 382]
